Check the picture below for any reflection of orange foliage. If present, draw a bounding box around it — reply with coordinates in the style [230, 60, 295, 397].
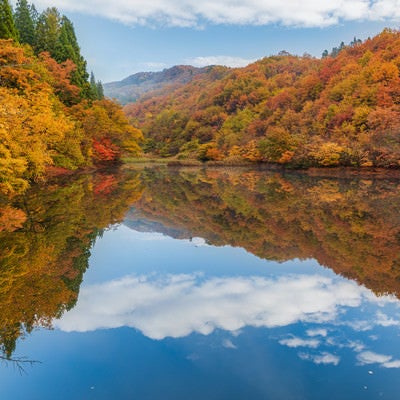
[133, 168, 400, 299]
[93, 175, 117, 195]
[0, 170, 144, 358]
[0, 206, 27, 232]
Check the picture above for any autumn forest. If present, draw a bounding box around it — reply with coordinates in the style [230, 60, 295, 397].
[0, 0, 142, 196]
[2, 0, 400, 195]
[126, 29, 400, 168]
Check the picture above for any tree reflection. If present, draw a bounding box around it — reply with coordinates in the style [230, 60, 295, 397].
[2, 165, 400, 360]
[0, 169, 143, 359]
[132, 167, 400, 298]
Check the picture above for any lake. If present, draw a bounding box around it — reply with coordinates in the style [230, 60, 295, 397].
[1, 166, 400, 399]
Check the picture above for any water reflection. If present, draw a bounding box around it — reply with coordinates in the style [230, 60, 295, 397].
[57, 273, 376, 338]
[0, 170, 143, 359]
[2, 165, 400, 374]
[133, 167, 400, 298]
[56, 268, 400, 370]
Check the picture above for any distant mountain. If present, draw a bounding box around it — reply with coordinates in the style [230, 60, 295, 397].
[104, 65, 221, 104]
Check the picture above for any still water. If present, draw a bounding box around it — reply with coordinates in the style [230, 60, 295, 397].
[1, 166, 400, 399]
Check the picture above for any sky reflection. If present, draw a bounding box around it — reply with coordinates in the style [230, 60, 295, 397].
[57, 249, 400, 371]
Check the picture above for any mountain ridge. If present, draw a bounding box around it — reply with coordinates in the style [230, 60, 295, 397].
[104, 65, 227, 104]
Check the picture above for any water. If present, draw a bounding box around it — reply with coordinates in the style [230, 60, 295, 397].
[1, 166, 400, 399]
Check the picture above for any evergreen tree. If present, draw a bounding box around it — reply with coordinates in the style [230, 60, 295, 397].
[96, 81, 104, 99]
[89, 71, 98, 98]
[0, 0, 18, 40]
[89, 71, 105, 100]
[89, 71, 105, 99]
[55, 16, 89, 96]
[13, 0, 36, 46]
[34, 7, 60, 55]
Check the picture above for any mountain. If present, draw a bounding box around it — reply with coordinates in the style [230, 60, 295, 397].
[104, 65, 226, 104]
[124, 29, 400, 168]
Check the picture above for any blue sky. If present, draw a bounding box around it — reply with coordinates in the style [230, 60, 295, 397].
[22, 1, 400, 82]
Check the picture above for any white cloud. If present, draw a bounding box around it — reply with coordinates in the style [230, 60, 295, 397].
[279, 337, 320, 348]
[375, 311, 400, 327]
[306, 328, 328, 337]
[299, 351, 340, 366]
[185, 237, 209, 247]
[186, 56, 256, 68]
[57, 272, 373, 339]
[28, 0, 400, 28]
[357, 351, 400, 368]
[346, 340, 365, 352]
[222, 338, 237, 349]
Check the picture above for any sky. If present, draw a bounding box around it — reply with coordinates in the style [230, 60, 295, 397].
[22, 1, 400, 82]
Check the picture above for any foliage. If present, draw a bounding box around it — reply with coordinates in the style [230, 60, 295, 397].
[126, 29, 400, 168]
[13, 0, 36, 46]
[0, 39, 142, 194]
[0, 0, 18, 40]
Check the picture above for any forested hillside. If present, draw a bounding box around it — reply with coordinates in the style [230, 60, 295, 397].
[0, 0, 142, 195]
[125, 29, 400, 168]
[104, 65, 228, 105]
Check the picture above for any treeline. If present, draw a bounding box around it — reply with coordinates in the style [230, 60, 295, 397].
[0, 0, 143, 194]
[126, 29, 400, 168]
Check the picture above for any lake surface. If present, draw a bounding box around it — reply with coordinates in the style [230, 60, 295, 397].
[1, 166, 400, 399]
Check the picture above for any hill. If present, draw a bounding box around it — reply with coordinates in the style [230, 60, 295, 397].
[125, 29, 400, 168]
[104, 65, 228, 104]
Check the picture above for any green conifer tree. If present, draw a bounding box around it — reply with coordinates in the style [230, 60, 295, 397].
[89, 71, 98, 99]
[34, 7, 60, 55]
[96, 81, 104, 99]
[0, 0, 18, 40]
[89, 71, 105, 100]
[13, 0, 36, 46]
[55, 16, 89, 96]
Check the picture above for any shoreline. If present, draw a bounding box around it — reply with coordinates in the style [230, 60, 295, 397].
[122, 158, 400, 178]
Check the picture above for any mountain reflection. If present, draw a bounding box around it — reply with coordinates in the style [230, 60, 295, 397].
[129, 167, 400, 298]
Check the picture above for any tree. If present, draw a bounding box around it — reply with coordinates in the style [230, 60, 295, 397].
[34, 10, 91, 97]
[96, 80, 104, 99]
[54, 16, 89, 94]
[0, 0, 18, 40]
[13, 0, 36, 46]
[89, 71, 104, 100]
[34, 7, 60, 55]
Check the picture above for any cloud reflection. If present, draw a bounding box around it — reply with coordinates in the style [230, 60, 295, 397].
[57, 273, 383, 340]
[299, 352, 340, 366]
[357, 351, 400, 368]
